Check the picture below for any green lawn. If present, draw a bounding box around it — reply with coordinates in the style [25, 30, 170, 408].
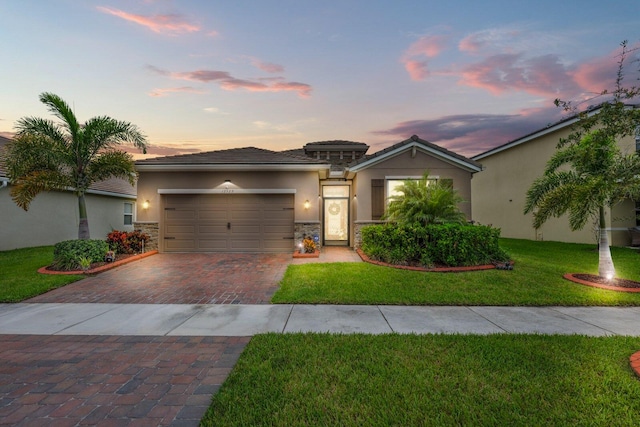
[0, 246, 83, 302]
[202, 333, 640, 426]
[272, 239, 640, 306]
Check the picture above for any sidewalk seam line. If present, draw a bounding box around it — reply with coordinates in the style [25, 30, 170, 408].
[281, 304, 295, 333]
[466, 306, 509, 333]
[549, 307, 618, 336]
[377, 306, 394, 333]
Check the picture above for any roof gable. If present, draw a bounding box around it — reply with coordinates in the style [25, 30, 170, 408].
[348, 135, 481, 173]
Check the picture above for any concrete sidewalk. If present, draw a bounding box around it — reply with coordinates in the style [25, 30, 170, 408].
[2, 303, 640, 336]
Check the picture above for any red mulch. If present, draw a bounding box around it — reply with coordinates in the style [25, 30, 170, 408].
[573, 274, 640, 289]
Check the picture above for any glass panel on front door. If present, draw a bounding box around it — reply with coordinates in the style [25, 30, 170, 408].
[324, 199, 348, 241]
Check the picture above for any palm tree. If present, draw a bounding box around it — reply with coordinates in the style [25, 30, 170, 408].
[4, 92, 147, 239]
[524, 130, 640, 279]
[383, 171, 466, 226]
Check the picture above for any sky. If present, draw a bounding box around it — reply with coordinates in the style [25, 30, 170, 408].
[1, 1, 639, 159]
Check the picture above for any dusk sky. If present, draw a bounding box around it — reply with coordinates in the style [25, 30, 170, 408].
[1, 1, 639, 158]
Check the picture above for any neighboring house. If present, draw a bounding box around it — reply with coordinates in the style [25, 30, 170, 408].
[471, 107, 639, 247]
[0, 136, 137, 251]
[134, 135, 481, 253]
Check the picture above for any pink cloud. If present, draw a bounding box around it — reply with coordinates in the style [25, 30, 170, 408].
[251, 59, 285, 74]
[401, 34, 448, 81]
[97, 6, 200, 34]
[148, 65, 312, 98]
[458, 53, 581, 98]
[406, 35, 448, 58]
[404, 60, 429, 80]
[148, 87, 207, 97]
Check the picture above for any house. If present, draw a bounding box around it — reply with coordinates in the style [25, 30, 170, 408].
[134, 135, 482, 253]
[0, 136, 137, 251]
[471, 107, 639, 247]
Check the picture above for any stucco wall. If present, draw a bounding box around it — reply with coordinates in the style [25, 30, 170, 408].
[0, 188, 135, 251]
[135, 170, 321, 224]
[471, 129, 636, 246]
[353, 149, 474, 221]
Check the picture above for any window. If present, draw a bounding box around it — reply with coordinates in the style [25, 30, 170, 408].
[124, 202, 133, 225]
[371, 176, 454, 220]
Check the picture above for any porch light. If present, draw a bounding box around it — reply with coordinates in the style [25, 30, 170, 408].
[304, 200, 310, 210]
[142, 200, 150, 210]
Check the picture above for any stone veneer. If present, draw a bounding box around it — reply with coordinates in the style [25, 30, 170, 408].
[133, 221, 159, 252]
[354, 220, 385, 249]
[294, 221, 322, 250]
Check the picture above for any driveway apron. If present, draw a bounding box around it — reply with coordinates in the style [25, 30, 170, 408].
[27, 253, 292, 305]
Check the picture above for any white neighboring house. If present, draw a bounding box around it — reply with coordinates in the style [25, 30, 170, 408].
[0, 136, 136, 251]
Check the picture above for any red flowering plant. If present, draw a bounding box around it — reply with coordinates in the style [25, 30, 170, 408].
[106, 230, 149, 254]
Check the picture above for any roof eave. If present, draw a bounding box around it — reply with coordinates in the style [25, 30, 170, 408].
[135, 163, 331, 172]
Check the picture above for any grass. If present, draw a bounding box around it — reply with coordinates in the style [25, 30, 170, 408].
[0, 246, 83, 302]
[272, 239, 640, 306]
[202, 333, 640, 426]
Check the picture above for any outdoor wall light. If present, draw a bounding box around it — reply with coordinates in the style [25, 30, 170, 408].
[142, 200, 150, 210]
[304, 200, 311, 210]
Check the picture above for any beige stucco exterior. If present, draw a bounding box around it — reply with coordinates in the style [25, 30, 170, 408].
[0, 187, 135, 251]
[472, 126, 637, 246]
[353, 149, 474, 221]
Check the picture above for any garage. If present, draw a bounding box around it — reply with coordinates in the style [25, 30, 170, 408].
[162, 193, 294, 253]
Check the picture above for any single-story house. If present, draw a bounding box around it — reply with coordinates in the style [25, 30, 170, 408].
[134, 135, 482, 253]
[0, 136, 137, 251]
[471, 106, 639, 247]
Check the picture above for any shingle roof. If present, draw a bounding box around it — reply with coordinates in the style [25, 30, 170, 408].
[349, 135, 482, 171]
[136, 146, 329, 165]
[0, 135, 135, 197]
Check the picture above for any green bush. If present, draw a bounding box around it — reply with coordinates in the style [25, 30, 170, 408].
[52, 239, 109, 271]
[361, 223, 509, 267]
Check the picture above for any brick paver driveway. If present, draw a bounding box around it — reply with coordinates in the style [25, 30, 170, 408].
[28, 253, 292, 304]
[3, 253, 294, 425]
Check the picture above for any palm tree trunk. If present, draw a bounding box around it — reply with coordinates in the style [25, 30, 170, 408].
[78, 193, 90, 240]
[598, 206, 615, 279]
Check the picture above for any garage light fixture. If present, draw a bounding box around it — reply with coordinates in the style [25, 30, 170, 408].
[142, 200, 150, 210]
[304, 200, 310, 210]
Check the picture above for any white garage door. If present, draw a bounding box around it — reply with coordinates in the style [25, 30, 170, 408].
[162, 194, 294, 252]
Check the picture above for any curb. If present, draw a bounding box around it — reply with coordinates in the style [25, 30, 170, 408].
[38, 250, 159, 275]
[563, 273, 640, 293]
[630, 351, 640, 378]
[355, 248, 496, 273]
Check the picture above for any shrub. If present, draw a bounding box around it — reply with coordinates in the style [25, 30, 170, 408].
[361, 223, 509, 267]
[52, 239, 109, 271]
[106, 230, 149, 254]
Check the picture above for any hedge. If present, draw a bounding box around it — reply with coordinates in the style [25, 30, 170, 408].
[360, 223, 509, 267]
[52, 239, 110, 271]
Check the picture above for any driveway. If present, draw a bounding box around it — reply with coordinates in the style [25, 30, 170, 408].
[3, 249, 360, 425]
[28, 253, 293, 304]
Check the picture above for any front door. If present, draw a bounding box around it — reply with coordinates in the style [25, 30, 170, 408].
[323, 185, 349, 246]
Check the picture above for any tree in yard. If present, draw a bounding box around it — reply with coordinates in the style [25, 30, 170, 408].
[4, 92, 147, 239]
[383, 171, 466, 227]
[524, 40, 640, 279]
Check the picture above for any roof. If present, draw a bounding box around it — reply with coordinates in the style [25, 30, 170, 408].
[348, 135, 482, 173]
[472, 103, 639, 161]
[0, 135, 135, 198]
[135, 146, 330, 172]
[304, 140, 369, 150]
